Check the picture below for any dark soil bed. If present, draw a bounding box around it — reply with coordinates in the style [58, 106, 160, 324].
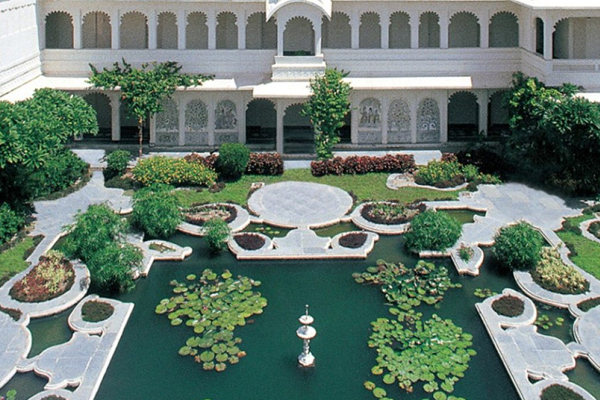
[82, 300, 115, 322]
[184, 204, 237, 226]
[541, 384, 584, 400]
[578, 297, 600, 312]
[234, 233, 265, 251]
[361, 202, 425, 225]
[338, 232, 368, 249]
[491, 295, 525, 317]
[9, 253, 75, 303]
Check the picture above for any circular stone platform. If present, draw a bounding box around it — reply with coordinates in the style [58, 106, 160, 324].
[247, 181, 353, 228]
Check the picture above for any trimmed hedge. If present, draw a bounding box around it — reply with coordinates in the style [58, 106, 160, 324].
[310, 154, 415, 176]
[132, 156, 217, 187]
[246, 153, 284, 175]
[492, 222, 544, 271]
[404, 210, 462, 253]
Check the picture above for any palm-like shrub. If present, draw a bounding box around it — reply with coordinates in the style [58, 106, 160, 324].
[204, 218, 231, 253]
[492, 222, 544, 271]
[404, 210, 462, 253]
[132, 184, 181, 238]
[87, 243, 142, 293]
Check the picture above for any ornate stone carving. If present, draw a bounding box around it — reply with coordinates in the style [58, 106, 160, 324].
[388, 99, 410, 132]
[215, 131, 239, 145]
[358, 98, 382, 129]
[156, 132, 179, 145]
[156, 99, 178, 132]
[184, 131, 208, 145]
[215, 100, 237, 130]
[357, 131, 382, 144]
[417, 98, 440, 143]
[185, 99, 208, 132]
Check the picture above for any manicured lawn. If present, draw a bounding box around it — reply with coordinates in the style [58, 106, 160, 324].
[0, 236, 37, 284]
[175, 169, 461, 207]
[557, 214, 600, 280]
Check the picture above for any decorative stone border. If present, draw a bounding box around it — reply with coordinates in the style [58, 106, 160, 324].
[137, 239, 193, 277]
[68, 294, 126, 334]
[350, 202, 411, 235]
[177, 203, 250, 236]
[386, 173, 469, 191]
[228, 232, 273, 257]
[580, 217, 600, 245]
[330, 231, 379, 258]
[0, 261, 90, 319]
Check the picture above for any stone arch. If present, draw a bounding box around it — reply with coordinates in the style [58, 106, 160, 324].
[83, 92, 111, 140]
[82, 11, 111, 49]
[120, 11, 148, 49]
[184, 99, 208, 145]
[155, 98, 179, 146]
[448, 91, 478, 140]
[186, 12, 208, 49]
[246, 12, 276, 49]
[488, 90, 509, 137]
[489, 11, 518, 48]
[216, 11, 238, 49]
[284, 103, 313, 154]
[322, 12, 350, 49]
[388, 98, 411, 143]
[157, 12, 178, 49]
[284, 16, 314, 55]
[419, 12, 440, 48]
[246, 99, 276, 149]
[389, 11, 410, 49]
[535, 17, 544, 55]
[553, 17, 600, 59]
[359, 12, 381, 49]
[449, 12, 479, 48]
[553, 18, 570, 59]
[417, 98, 440, 143]
[357, 98, 382, 144]
[45, 11, 73, 49]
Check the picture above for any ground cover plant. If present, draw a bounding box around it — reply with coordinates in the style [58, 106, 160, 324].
[404, 210, 462, 253]
[183, 204, 237, 226]
[9, 250, 74, 303]
[233, 233, 265, 251]
[414, 156, 501, 189]
[132, 156, 217, 187]
[0, 235, 42, 287]
[492, 222, 544, 271]
[491, 295, 525, 317]
[132, 184, 182, 238]
[361, 201, 425, 225]
[155, 269, 267, 372]
[588, 221, 600, 240]
[531, 248, 589, 295]
[338, 232, 367, 248]
[458, 244, 474, 262]
[556, 215, 600, 280]
[81, 300, 114, 322]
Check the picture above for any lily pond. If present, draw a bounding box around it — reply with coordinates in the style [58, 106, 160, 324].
[9, 213, 600, 400]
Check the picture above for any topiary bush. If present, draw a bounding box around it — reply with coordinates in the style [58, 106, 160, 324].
[204, 218, 231, 253]
[132, 184, 181, 238]
[133, 156, 217, 187]
[104, 150, 131, 180]
[216, 143, 250, 180]
[404, 210, 462, 253]
[492, 222, 544, 271]
[0, 203, 24, 245]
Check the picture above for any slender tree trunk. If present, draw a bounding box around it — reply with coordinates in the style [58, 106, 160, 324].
[138, 117, 144, 159]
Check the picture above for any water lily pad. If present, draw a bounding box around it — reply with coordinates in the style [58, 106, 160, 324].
[187, 274, 197, 281]
[171, 318, 183, 326]
[200, 351, 215, 362]
[371, 365, 383, 375]
[221, 271, 232, 279]
[382, 374, 395, 384]
[155, 304, 167, 314]
[364, 381, 376, 391]
[215, 363, 227, 372]
[372, 387, 387, 398]
[179, 346, 192, 356]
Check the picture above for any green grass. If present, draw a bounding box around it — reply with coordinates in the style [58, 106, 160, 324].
[557, 214, 600, 280]
[0, 236, 36, 284]
[175, 169, 461, 207]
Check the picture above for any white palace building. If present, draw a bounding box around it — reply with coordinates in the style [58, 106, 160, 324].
[1, 0, 600, 153]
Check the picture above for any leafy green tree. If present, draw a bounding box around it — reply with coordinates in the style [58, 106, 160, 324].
[505, 72, 600, 193]
[132, 184, 181, 238]
[89, 60, 211, 158]
[302, 68, 351, 160]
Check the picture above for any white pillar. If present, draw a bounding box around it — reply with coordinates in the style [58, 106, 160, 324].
[40, 19, 46, 49]
[179, 97, 186, 146]
[520, 14, 530, 51]
[315, 17, 322, 55]
[440, 12, 449, 49]
[440, 93, 448, 143]
[543, 16, 554, 60]
[476, 90, 488, 136]
[480, 11, 489, 48]
[351, 11, 359, 49]
[277, 19, 284, 56]
[350, 95, 358, 143]
[238, 98, 246, 144]
[410, 97, 417, 144]
[110, 93, 121, 141]
[410, 11, 419, 49]
[111, 10, 120, 49]
[73, 9, 82, 49]
[381, 97, 389, 144]
[208, 10, 216, 50]
[238, 10, 246, 50]
[276, 101, 284, 154]
[381, 11, 389, 49]
[148, 10, 157, 50]
[177, 10, 186, 50]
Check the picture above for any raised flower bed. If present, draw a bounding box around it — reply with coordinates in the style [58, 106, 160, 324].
[360, 201, 425, 225]
[233, 233, 266, 251]
[183, 203, 238, 226]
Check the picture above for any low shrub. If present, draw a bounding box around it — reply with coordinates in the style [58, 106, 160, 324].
[588, 221, 600, 240]
[26, 148, 89, 199]
[216, 143, 250, 180]
[531, 247, 589, 295]
[204, 218, 231, 253]
[86, 242, 142, 293]
[578, 297, 600, 312]
[338, 232, 367, 249]
[404, 210, 462, 253]
[458, 244, 474, 262]
[0, 203, 24, 245]
[184, 153, 218, 169]
[132, 184, 181, 238]
[233, 233, 265, 250]
[246, 153, 284, 175]
[361, 202, 425, 225]
[310, 154, 415, 176]
[491, 295, 525, 317]
[103, 150, 131, 180]
[81, 300, 115, 322]
[414, 160, 464, 188]
[132, 156, 217, 187]
[492, 222, 545, 271]
[541, 384, 584, 400]
[10, 250, 74, 303]
[184, 204, 237, 226]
